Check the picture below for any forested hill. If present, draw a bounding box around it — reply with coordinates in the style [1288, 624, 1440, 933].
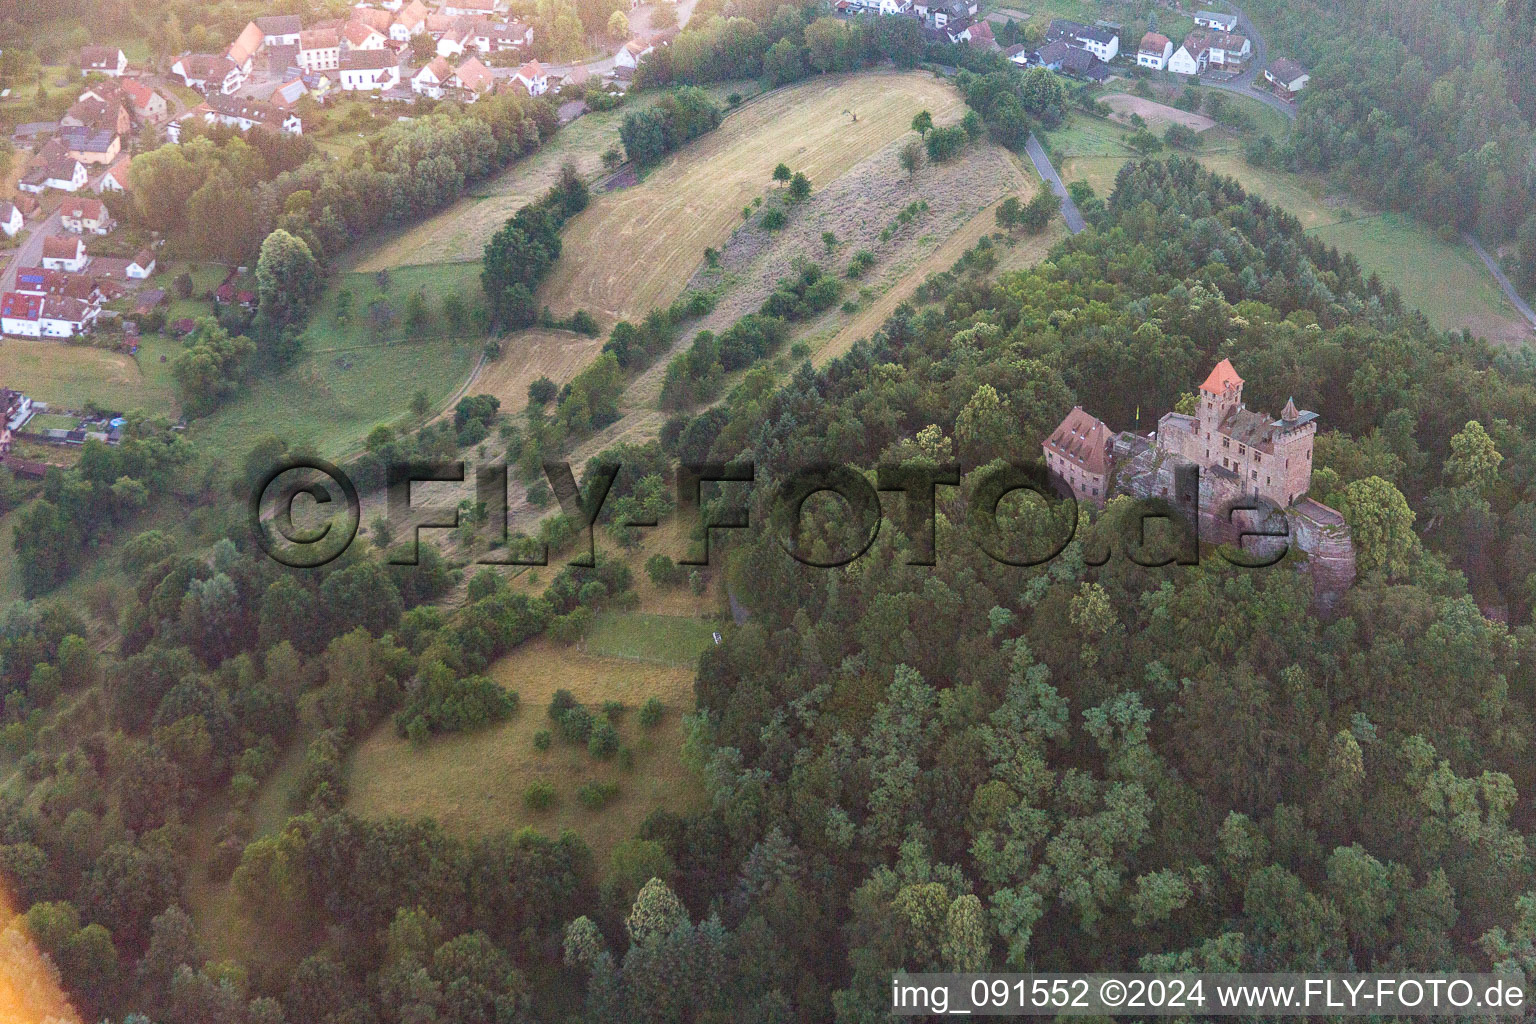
[1244, 0, 1536, 295]
[559, 158, 1536, 1018]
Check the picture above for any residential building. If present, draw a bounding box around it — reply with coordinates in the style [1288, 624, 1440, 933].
[342, 19, 390, 51]
[1059, 46, 1110, 81]
[40, 296, 97, 338]
[0, 391, 34, 455]
[615, 36, 653, 70]
[412, 56, 452, 98]
[1137, 31, 1173, 69]
[392, 0, 430, 39]
[351, 7, 396, 34]
[1193, 9, 1239, 31]
[1045, 18, 1119, 62]
[486, 21, 533, 50]
[1, 293, 43, 337]
[42, 236, 89, 273]
[256, 15, 305, 47]
[0, 202, 21, 238]
[964, 21, 998, 49]
[1005, 43, 1028, 65]
[80, 46, 128, 76]
[227, 22, 265, 71]
[120, 78, 168, 122]
[511, 59, 548, 96]
[1167, 42, 1202, 76]
[60, 126, 121, 165]
[338, 49, 401, 90]
[97, 155, 132, 193]
[173, 54, 245, 94]
[1042, 406, 1114, 503]
[299, 30, 342, 72]
[61, 198, 113, 235]
[442, 0, 500, 15]
[1265, 58, 1309, 94]
[451, 56, 495, 98]
[62, 96, 130, 135]
[1029, 39, 1072, 71]
[92, 250, 156, 280]
[206, 94, 304, 134]
[19, 145, 89, 194]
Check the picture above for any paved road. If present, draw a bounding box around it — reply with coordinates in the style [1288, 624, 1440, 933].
[1195, 5, 1298, 121]
[1024, 133, 1085, 234]
[1466, 233, 1536, 333]
[0, 208, 60, 294]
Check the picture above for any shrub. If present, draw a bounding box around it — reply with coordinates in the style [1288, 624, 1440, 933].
[528, 375, 558, 406]
[557, 703, 595, 743]
[588, 714, 619, 759]
[760, 208, 787, 230]
[638, 697, 664, 728]
[601, 700, 625, 720]
[578, 780, 620, 809]
[533, 729, 552, 750]
[524, 781, 556, 809]
[846, 250, 876, 279]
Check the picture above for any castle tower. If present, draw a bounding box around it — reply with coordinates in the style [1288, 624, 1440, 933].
[1198, 358, 1244, 437]
[1269, 395, 1318, 506]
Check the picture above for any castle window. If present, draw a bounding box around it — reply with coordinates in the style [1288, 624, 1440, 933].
[1222, 438, 1230, 448]
[1238, 444, 1246, 455]
[1254, 453, 1261, 463]
[1251, 470, 1258, 480]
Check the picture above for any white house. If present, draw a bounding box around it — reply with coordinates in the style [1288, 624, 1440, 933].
[1136, 31, 1173, 69]
[412, 57, 452, 97]
[1264, 58, 1309, 94]
[615, 37, 652, 70]
[442, 0, 500, 16]
[511, 59, 548, 96]
[256, 15, 304, 47]
[1193, 9, 1238, 31]
[80, 46, 128, 77]
[42, 236, 88, 273]
[1, 293, 42, 337]
[299, 30, 342, 72]
[206, 94, 304, 135]
[1168, 43, 1202, 76]
[40, 296, 97, 338]
[1203, 31, 1251, 68]
[338, 49, 401, 90]
[61, 198, 113, 235]
[19, 148, 89, 194]
[226, 23, 264, 73]
[172, 54, 244, 94]
[485, 22, 533, 50]
[342, 19, 390, 51]
[0, 202, 21, 238]
[126, 249, 156, 279]
[97, 156, 131, 193]
[392, 0, 430, 39]
[1045, 18, 1119, 62]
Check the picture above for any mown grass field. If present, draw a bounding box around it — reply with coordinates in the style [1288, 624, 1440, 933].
[185, 263, 483, 465]
[1309, 213, 1531, 343]
[355, 83, 755, 272]
[346, 638, 704, 860]
[583, 611, 717, 665]
[0, 334, 178, 413]
[542, 71, 969, 323]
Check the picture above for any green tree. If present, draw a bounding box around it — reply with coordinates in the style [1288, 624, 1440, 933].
[1341, 475, 1417, 576]
[772, 162, 792, 187]
[254, 229, 320, 357]
[911, 110, 933, 135]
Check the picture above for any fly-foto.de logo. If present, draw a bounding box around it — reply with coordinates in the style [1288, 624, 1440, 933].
[249, 458, 1295, 570]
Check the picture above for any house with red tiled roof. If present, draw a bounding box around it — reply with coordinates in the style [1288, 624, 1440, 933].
[0, 202, 22, 238]
[452, 56, 495, 98]
[510, 59, 548, 96]
[342, 18, 390, 51]
[299, 29, 342, 72]
[1, 293, 44, 336]
[61, 198, 113, 235]
[42, 236, 89, 273]
[392, 0, 430, 40]
[120, 78, 168, 122]
[412, 56, 453, 97]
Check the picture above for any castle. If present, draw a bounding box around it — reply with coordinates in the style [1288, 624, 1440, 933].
[1043, 359, 1356, 606]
